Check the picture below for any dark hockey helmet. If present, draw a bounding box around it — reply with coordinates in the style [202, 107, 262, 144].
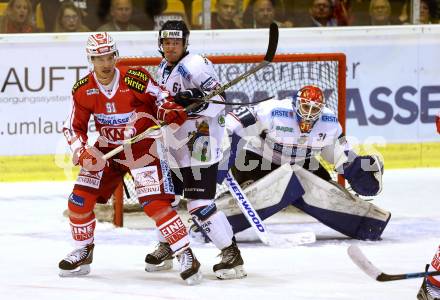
[158, 20, 190, 56]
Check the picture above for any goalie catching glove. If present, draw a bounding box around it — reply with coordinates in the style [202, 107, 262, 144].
[174, 88, 208, 114]
[343, 155, 384, 196]
[157, 101, 188, 125]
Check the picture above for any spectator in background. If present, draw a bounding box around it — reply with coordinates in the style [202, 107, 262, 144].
[296, 0, 337, 27]
[54, 1, 90, 32]
[97, 0, 140, 31]
[243, 0, 293, 28]
[368, 0, 394, 25]
[36, 0, 100, 32]
[0, 0, 37, 33]
[399, 0, 436, 24]
[211, 0, 242, 29]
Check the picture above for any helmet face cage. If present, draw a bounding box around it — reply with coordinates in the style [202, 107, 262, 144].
[295, 85, 325, 122]
[86, 32, 119, 63]
[158, 20, 189, 55]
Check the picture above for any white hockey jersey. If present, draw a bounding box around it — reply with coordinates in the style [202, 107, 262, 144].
[157, 53, 225, 168]
[226, 99, 351, 168]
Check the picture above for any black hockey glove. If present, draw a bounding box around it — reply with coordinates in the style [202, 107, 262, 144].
[343, 155, 384, 196]
[174, 88, 208, 114]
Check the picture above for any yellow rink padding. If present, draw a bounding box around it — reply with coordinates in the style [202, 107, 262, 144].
[0, 142, 439, 182]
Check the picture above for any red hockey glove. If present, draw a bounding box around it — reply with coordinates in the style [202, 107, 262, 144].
[73, 146, 106, 174]
[436, 114, 440, 134]
[157, 101, 188, 126]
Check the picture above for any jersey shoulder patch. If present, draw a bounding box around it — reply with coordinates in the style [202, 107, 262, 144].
[123, 67, 150, 93]
[71, 75, 89, 95]
[321, 114, 338, 122]
[229, 106, 257, 128]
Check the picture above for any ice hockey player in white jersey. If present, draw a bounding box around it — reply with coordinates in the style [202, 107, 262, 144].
[146, 20, 246, 280]
[218, 85, 389, 241]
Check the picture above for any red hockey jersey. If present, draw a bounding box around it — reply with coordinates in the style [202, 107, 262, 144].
[63, 66, 169, 154]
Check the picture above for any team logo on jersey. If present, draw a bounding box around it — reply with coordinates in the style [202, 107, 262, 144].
[72, 76, 89, 94]
[218, 115, 225, 127]
[86, 88, 99, 96]
[124, 76, 146, 93]
[187, 120, 210, 162]
[100, 126, 136, 143]
[177, 64, 192, 81]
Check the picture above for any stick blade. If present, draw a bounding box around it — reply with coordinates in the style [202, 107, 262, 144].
[264, 22, 279, 62]
[347, 245, 382, 280]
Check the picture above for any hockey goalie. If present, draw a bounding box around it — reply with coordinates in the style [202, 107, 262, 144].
[215, 85, 390, 241]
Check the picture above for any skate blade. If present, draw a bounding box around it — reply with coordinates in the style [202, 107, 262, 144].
[145, 259, 173, 272]
[184, 270, 203, 285]
[215, 265, 247, 280]
[59, 264, 91, 277]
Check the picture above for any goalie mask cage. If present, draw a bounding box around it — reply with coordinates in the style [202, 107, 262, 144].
[104, 53, 346, 227]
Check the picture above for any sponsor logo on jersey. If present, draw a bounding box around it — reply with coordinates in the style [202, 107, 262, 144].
[177, 64, 192, 81]
[133, 166, 161, 197]
[94, 112, 135, 125]
[119, 88, 130, 93]
[68, 193, 84, 207]
[200, 76, 218, 92]
[275, 125, 293, 132]
[124, 76, 146, 93]
[271, 109, 292, 118]
[72, 76, 89, 94]
[100, 125, 136, 142]
[126, 69, 149, 82]
[321, 115, 337, 122]
[86, 88, 99, 96]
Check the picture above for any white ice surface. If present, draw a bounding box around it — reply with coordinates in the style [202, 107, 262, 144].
[0, 168, 439, 300]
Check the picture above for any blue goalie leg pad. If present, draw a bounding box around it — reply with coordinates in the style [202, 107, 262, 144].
[291, 197, 391, 240]
[226, 173, 305, 234]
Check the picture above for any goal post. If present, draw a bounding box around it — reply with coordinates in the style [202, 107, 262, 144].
[105, 53, 346, 227]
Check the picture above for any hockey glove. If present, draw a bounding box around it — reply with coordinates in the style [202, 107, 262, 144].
[73, 146, 106, 175]
[174, 88, 208, 114]
[157, 101, 188, 126]
[343, 155, 383, 196]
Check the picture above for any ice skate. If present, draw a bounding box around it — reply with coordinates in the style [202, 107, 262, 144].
[213, 239, 247, 280]
[176, 247, 202, 285]
[418, 265, 440, 300]
[145, 242, 173, 272]
[59, 243, 94, 277]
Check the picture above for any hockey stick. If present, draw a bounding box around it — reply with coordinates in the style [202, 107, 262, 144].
[102, 23, 279, 161]
[190, 96, 274, 106]
[347, 245, 440, 281]
[224, 171, 270, 245]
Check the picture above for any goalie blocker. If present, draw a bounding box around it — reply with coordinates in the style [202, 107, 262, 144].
[216, 163, 391, 241]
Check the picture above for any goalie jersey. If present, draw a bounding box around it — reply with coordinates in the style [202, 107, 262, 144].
[157, 53, 225, 168]
[226, 99, 351, 168]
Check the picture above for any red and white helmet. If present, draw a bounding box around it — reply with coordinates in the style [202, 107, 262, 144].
[295, 85, 325, 122]
[86, 32, 118, 58]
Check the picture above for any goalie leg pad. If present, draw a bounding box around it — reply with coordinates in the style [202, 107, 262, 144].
[293, 167, 391, 240]
[188, 200, 233, 250]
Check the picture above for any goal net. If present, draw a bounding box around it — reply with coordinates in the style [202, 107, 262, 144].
[100, 53, 346, 227]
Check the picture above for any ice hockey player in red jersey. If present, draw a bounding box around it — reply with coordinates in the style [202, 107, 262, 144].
[418, 246, 440, 300]
[59, 32, 202, 284]
[417, 118, 440, 299]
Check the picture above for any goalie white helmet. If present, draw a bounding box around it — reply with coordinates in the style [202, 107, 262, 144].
[86, 32, 118, 59]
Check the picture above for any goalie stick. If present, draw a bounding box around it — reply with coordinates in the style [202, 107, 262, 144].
[102, 23, 279, 161]
[347, 245, 440, 282]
